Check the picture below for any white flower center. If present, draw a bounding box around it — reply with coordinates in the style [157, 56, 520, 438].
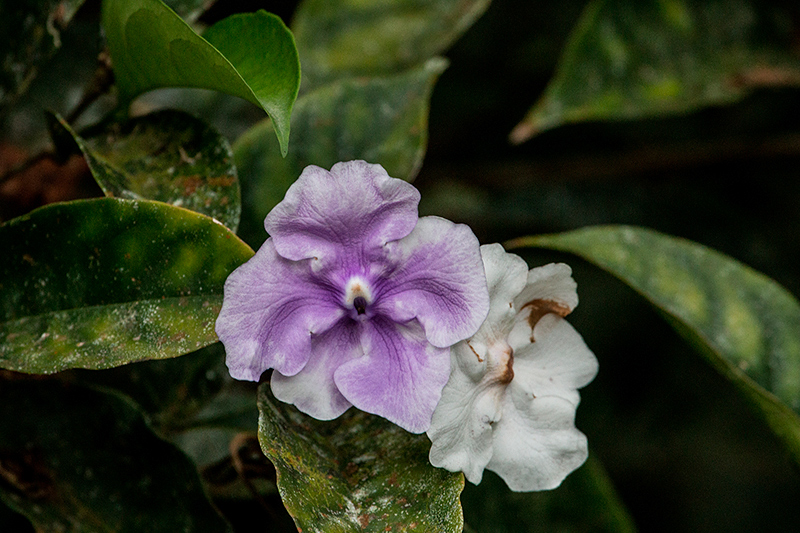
[344, 276, 374, 316]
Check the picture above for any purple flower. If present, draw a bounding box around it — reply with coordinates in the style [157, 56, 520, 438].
[215, 161, 490, 432]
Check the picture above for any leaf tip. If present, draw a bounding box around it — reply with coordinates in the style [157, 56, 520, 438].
[509, 121, 537, 145]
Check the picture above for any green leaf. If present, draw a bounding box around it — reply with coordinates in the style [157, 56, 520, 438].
[102, 0, 300, 155]
[234, 58, 447, 247]
[72, 342, 230, 430]
[292, 0, 488, 89]
[0, 377, 232, 532]
[511, 0, 800, 142]
[463, 454, 636, 533]
[257, 383, 464, 533]
[510, 225, 800, 463]
[51, 111, 241, 232]
[0, 198, 254, 373]
[0, 0, 86, 108]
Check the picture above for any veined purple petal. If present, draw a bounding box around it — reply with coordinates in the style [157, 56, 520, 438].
[271, 318, 360, 420]
[265, 161, 420, 264]
[334, 316, 451, 433]
[216, 239, 344, 381]
[378, 216, 490, 348]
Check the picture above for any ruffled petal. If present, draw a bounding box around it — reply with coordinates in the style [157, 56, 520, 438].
[487, 388, 589, 491]
[265, 161, 420, 264]
[427, 341, 500, 485]
[334, 316, 451, 433]
[271, 318, 360, 420]
[507, 262, 579, 351]
[512, 316, 599, 407]
[377, 216, 490, 348]
[466, 244, 529, 358]
[215, 239, 344, 381]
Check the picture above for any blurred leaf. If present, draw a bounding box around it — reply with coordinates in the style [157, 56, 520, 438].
[511, 225, 800, 463]
[0, 198, 254, 373]
[511, 0, 800, 142]
[0, 0, 85, 108]
[257, 383, 464, 532]
[292, 0, 488, 89]
[184, 381, 260, 432]
[72, 342, 230, 430]
[102, 0, 300, 155]
[0, 377, 232, 532]
[0, 499, 31, 533]
[163, 0, 214, 23]
[462, 454, 636, 533]
[51, 111, 241, 232]
[234, 58, 447, 247]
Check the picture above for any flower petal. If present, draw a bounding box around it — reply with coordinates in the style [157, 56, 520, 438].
[487, 390, 589, 491]
[427, 341, 500, 484]
[265, 161, 420, 264]
[508, 262, 579, 351]
[334, 316, 451, 433]
[215, 239, 344, 381]
[467, 244, 529, 359]
[512, 316, 599, 406]
[513, 263, 578, 314]
[271, 318, 359, 420]
[378, 216, 490, 347]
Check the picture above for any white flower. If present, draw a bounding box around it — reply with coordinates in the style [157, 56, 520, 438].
[427, 243, 598, 491]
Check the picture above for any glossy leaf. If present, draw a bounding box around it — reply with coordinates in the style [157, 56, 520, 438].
[52, 111, 241, 232]
[257, 383, 464, 533]
[0, 198, 254, 373]
[462, 455, 636, 533]
[510, 225, 800, 462]
[511, 0, 800, 142]
[234, 58, 447, 247]
[0, 378, 232, 532]
[0, 0, 85, 108]
[102, 0, 300, 155]
[292, 0, 488, 89]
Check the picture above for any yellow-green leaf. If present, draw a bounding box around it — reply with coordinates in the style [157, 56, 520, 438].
[510, 225, 800, 463]
[0, 198, 254, 373]
[512, 0, 800, 142]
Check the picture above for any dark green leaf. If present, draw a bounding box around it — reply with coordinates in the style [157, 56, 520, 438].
[0, 499, 31, 533]
[202, 10, 301, 157]
[292, 0, 488, 89]
[51, 111, 241, 232]
[257, 383, 464, 532]
[102, 0, 300, 155]
[0, 0, 86, 108]
[234, 58, 447, 247]
[463, 455, 636, 533]
[0, 377, 232, 532]
[183, 381, 260, 432]
[0, 198, 254, 373]
[72, 342, 230, 430]
[511, 0, 800, 142]
[510, 225, 800, 463]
